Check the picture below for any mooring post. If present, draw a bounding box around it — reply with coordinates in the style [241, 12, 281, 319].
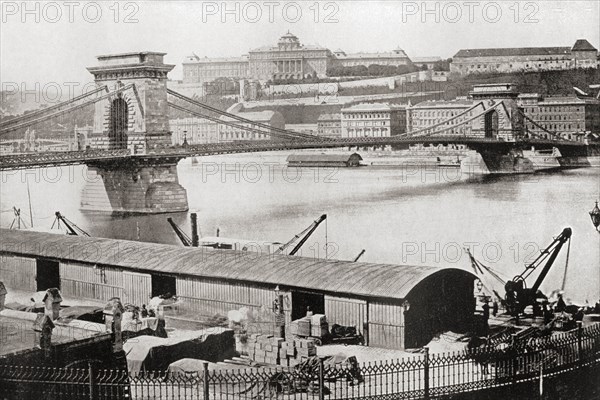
[423, 346, 430, 400]
[203, 362, 210, 400]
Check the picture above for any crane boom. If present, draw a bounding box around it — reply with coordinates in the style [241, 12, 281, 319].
[353, 249, 366, 262]
[530, 228, 572, 292]
[505, 227, 572, 316]
[289, 214, 327, 256]
[275, 214, 327, 256]
[167, 217, 192, 247]
[52, 212, 90, 236]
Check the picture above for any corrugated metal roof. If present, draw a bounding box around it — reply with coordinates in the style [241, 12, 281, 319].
[0, 229, 474, 301]
[286, 153, 362, 163]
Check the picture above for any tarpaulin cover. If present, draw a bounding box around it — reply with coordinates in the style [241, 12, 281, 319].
[123, 327, 234, 375]
[58, 306, 103, 322]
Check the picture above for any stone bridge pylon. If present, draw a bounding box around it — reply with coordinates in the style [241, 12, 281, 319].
[80, 52, 188, 214]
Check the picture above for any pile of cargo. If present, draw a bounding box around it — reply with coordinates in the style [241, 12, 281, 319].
[290, 314, 329, 339]
[239, 334, 317, 366]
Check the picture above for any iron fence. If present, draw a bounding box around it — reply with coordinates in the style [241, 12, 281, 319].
[1, 323, 599, 400]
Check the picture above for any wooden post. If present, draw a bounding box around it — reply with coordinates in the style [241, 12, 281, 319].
[203, 362, 209, 400]
[191, 213, 199, 247]
[278, 293, 286, 339]
[423, 346, 430, 400]
[318, 358, 325, 400]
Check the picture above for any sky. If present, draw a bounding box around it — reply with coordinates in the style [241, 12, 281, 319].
[1, 0, 599, 89]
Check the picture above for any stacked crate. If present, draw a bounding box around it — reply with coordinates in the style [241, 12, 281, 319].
[289, 314, 329, 340]
[310, 314, 329, 338]
[244, 334, 284, 364]
[240, 334, 318, 366]
[293, 338, 317, 361]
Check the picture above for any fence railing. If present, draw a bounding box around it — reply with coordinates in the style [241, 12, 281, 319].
[1, 323, 599, 400]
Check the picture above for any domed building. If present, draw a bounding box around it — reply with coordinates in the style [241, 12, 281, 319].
[181, 32, 415, 86]
[248, 31, 332, 81]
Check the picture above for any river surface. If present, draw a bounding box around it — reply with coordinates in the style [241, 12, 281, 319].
[1, 152, 599, 304]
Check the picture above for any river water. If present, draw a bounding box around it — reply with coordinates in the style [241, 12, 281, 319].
[1, 152, 599, 304]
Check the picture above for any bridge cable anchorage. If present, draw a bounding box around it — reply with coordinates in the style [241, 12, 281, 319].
[167, 89, 327, 142]
[0, 84, 135, 136]
[167, 102, 310, 142]
[0, 85, 108, 130]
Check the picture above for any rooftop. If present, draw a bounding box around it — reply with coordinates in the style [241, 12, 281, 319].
[0, 229, 476, 302]
[317, 113, 341, 121]
[412, 56, 442, 63]
[454, 46, 571, 58]
[219, 110, 281, 123]
[572, 39, 597, 52]
[538, 96, 597, 105]
[342, 103, 406, 112]
[409, 99, 474, 109]
[336, 50, 409, 59]
[183, 56, 249, 64]
[0, 309, 105, 356]
[250, 44, 328, 53]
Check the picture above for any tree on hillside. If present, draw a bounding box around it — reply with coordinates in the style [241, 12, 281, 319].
[433, 59, 451, 71]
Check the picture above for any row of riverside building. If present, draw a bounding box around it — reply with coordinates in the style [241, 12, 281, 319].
[170, 84, 600, 145]
[179, 33, 599, 88]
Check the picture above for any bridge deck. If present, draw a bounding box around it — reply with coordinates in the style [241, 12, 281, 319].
[0, 136, 587, 170]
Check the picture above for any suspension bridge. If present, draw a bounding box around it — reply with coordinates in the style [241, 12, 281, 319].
[0, 51, 592, 213]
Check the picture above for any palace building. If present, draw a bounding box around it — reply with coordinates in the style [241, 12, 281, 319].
[182, 55, 249, 85]
[332, 48, 411, 68]
[248, 31, 331, 81]
[450, 39, 598, 76]
[182, 32, 413, 85]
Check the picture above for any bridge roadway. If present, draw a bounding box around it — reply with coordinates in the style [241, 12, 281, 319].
[0, 136, 587, 171]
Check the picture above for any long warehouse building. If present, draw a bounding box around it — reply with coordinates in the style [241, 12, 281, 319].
[0, 229, 477, 349]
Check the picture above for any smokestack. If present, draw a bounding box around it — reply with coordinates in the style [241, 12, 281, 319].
[191, 213, 199, 247]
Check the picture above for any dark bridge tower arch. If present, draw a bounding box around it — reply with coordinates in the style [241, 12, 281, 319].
[81, 52, 189, 214]
[109, 97, 129, 149]
[484, 110, 499, 138]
